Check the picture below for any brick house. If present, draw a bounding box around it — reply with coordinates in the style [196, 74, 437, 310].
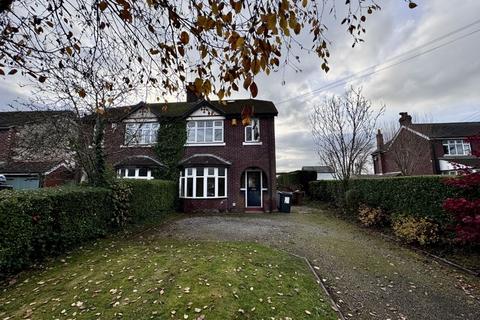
[102, 96, 278, 212]
[0, 111, 75, 189]
[372, 112, 480, 175]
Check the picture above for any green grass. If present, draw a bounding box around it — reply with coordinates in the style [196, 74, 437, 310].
[0, 237, 337, 320]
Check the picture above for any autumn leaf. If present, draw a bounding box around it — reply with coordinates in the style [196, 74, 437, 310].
[38, 75, 47, 83]
[98, 1, 108, 11]
[8, 69, 17, 75]
[78, 88, 86, 98]
[180, 31, 190, 44]
[249, 81, 258, 98]
[0, 69, 4, 75]
[409, 2, 418, 9]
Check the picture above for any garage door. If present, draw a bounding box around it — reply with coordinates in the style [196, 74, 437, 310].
[6, 176, 40, 190]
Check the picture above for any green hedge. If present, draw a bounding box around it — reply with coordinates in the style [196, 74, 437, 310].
[0, 180, 177, 276]
[277, 170, 317, 192]
[123, 179, 177, 223]
[0, 187, 113, 275]
[309, 176, 462, 225]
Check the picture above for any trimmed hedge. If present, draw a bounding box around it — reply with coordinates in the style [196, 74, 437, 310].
[0, 180, 177, 276]
[309, 176, 462, 225]
[0, 187, 113, 275]
[277, 170, 317, 192]
[123, 179, 177, 223]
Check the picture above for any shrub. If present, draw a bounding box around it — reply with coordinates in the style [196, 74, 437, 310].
[310, 176, 461, 225]
[0, 180, 177, 276]
[358, 205, 385, 227]
[392, 216, 439, 245]
[442, 172, 480, 245]
[277, 170, 317, 192]
[345, 188, 362, 214]
[123, 179, 177, 223]
[0, 187, 113, 275]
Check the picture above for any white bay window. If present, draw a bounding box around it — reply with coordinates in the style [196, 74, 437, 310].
[179, 167, 227, 198]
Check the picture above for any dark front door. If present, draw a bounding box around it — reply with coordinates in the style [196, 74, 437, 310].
[246, 171, 262, 207]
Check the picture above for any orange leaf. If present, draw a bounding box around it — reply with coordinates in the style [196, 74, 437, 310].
[180, 31, 190, 44]
[98, 1, 108, 11]
[250, 82, 258, 98]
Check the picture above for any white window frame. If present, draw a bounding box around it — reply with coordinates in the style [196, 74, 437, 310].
[117, 167, 154, 180]
[185, 119, 224, 145]
[442, 139, 471, 156]
[243, 118, 262, 145]
[179, 167, 227, 199]
[124, 122, 159, 146]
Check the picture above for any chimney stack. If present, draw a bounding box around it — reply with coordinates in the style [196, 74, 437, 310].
[376, 129, 384, 150]
[399, 112, 412, 126]
[186, 83, 201, 103]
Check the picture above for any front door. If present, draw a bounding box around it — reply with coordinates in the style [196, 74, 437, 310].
[246, 171, 262, 207]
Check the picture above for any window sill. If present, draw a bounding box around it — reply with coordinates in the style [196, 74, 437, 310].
[243, 141, 262, 146]
[184, 142, 226, 147]
[180, 196, 228, 199]
[120, 144, 155, 148]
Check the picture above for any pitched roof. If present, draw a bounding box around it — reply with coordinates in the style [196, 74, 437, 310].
[0, 161, 66, 174]
[105, 99, 278, 122]
[114, 155, 164, 168]
[179, 154, 231, 167]
[408, 122, 480, 139]
[0, 110, 74, 128]
[301, 166, 335, 173]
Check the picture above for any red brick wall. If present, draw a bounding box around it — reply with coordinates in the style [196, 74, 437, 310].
[43, 166, 75, 187]
[182, 117, 277, 212]
[374, 128, 435, 175]
[103, 116, 277, 212]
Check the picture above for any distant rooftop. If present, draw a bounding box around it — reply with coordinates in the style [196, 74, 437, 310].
[301, 166, 335, 173]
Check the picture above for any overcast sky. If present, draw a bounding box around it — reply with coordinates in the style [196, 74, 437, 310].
[1, 0, 480, 172]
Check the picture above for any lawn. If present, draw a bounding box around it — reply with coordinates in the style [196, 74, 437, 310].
[0, 235, 338, 320]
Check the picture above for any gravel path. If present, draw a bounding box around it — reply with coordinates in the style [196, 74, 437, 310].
[152, 205, 480, 320]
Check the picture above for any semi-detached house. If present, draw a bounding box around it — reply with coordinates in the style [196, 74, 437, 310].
[102, 96, 278, 213]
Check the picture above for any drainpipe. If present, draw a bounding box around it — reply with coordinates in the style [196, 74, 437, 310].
[268, 118, 275, 212]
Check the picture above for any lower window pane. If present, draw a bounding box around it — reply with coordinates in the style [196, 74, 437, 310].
[180, 178, 185, 197]
[127, 168, 135, 177]
[218, 178, 225, 197]
[187, 178, 193, 197]
[207, 178, 215, 197]
[139, 168, 148, 177]
[196, 177, 204, 197]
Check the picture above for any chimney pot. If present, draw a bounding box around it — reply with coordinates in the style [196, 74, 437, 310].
[399, 112, 412, 126]
[376, 128, 384, 150]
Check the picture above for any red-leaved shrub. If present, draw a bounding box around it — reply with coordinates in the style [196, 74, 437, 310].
[442, 135, 480, 245]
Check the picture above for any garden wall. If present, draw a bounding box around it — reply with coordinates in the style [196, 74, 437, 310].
[0, 180, 176, 276]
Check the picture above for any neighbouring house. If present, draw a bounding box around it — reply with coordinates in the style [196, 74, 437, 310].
[372, 112, 480, 175]
[0, 111, 76, 189]
[102, 95, 278, 213]
[301, 166, 336, 180]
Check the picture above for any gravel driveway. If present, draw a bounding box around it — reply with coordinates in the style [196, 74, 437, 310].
[152, 205, 480, 320]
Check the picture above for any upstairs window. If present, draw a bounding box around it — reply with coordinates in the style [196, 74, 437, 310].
[186, 120, 224, 144]
[125, 122, 159, 145]
[442, 140, 471, 156]
[245, 118, 260, 142]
